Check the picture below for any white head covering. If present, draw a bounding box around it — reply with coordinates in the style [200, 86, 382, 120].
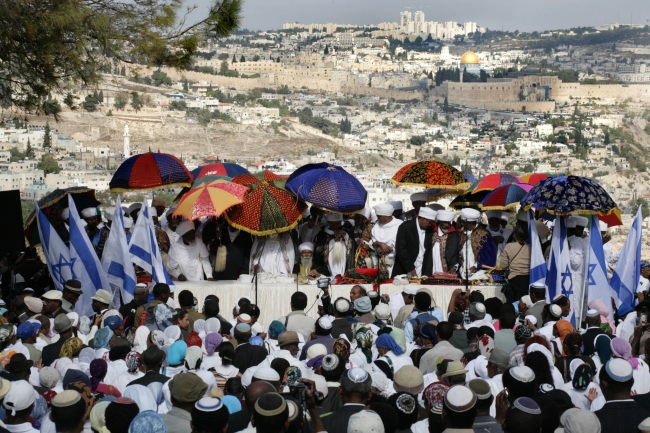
[521, 295, 533, 308]
[61, 208, 70, 220]
[567, 218, 577, 228]
[516, 209, 527, 222]
[374, 203, 394, 217]
[437, 210, 456, 222]
[103, 207, 115, 221]
[418, 207, 437, 221]
[460, 208, 481, 222]
[127, 203, 142, 215]
[205, 318, 221, 334]
[389, 200, 403, 210]
[133, 326, 151, 354]
[123, 217, 134, 229]
[81, 207, 97, 218]
[526, 343, 554, 370]
[299, 242, 314, 252]
[355, 208, 371, 219]
[164, 325, 182, 344]
[123, 385, 158, 413]
[410, 192, 427, 202]
[599, 221, 608, 232]
[176, 221, 195, 237]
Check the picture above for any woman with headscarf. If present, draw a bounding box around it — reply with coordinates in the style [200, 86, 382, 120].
[266, 320, 286, 355]
[59, 337, 83, 360]
[128, 411, 168, 433]
[89, 401, 110, 433]
[552, 319, 575, 357]
[410, 323, 438, 369]
[591, 334, 611, 370]
[351, 324, 375, 367]
[375, 332, 413, 374]
[123, 384, 158, 413]
[464, 335, 494, 382]
[133, 326, 151, 354]
[164, 325, 182, 345]
[420, 382, 449, 433]
[90, 359, 121, 397]
[184, 346, 203, 371]
[201, 332, 223, 371]
[610, 336, 650, 394]
[193, 319, 206, 340]
[149, 303, 174, 332]
[555, 332, 597, 381]
[165, 341, 188, 378]
[333, 338, 351, 365]
[205, 317, 221, 335]
[93, 327, 114, 360]
[560, 361, 606, 411]
[150, 331, 167, 348]
[112, 352, 144, 393]
[588, 299, 615, 334]
[523, 338, 564, 388]
[212, 342, 241, 390]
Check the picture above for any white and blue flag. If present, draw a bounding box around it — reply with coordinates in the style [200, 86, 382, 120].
[587, 215, 613, 320]
[35, 202, 74, 292]
[67, 195, 111, 316]
[129, 199, 174, 288]
[547, 215, 576, 326]
[528, 210, 547, 288]
[611, 206, 642, 314]
[101, 195, 136, 308]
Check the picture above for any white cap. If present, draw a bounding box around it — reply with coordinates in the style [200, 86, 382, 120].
[549, 304, 563, 319]
[3, 380, 38, 416]
[14, 274, 24, 284]
[410, 192, 427, 202]
[123, 217, 133, 229]
[348, 410, 384, 433]
[317, 316, 332, 330]
[567, 218, 577, 228]
[81, 207, 97, 218]
[389, 200, 403, 210]
[103, 207, 115, 221]
[418, 207, 437, 221]
[374, 203, 394, 217]
[61, 208, 70, 220]
[307, 344, 328, 360]
[176, 221, 195, 236]
[500, 213, 511, 222]
[599, 221, 608, 232]
[586, 309, 599, 318]
[436, 210, 456, 222]
[516, 209, 527, 222]
[326, 213, 343, 222]
[299, 242, 314, 252]
[460, 208, 481, 222]
[355, 208, 371, 219]
[486, 210, 502, 220]
[253, 367, 281, 382]
[403, 284, 419, 295]
[574, 216, 588, 227]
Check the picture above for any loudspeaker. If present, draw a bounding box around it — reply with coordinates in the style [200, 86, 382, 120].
[0, 190, 26, 255]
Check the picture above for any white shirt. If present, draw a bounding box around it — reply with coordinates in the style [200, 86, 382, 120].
[371, 218, 403, 274]
[112, 371, 144, 393]
[251, 235, 295, 275]
[460, 230, 477, 279]
[104, 359, 128, 386]
[4, 423, 39, 433]
[561, 381, 606, 411]
[414, 224, 427, 276]
[168, 237, 212, 281]
[377, 350, 413, 374]
[257, 349, 307, 376]
[327, 234, 349, 277]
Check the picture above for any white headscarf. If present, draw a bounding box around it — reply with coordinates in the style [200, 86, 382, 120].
[133, 327, 150, 354]
[164, 326, 182, 345]
[192, 370, 217, 395]
[205, 318, 221, 334]
[123, 384, 158, 413]
[194, 319, 206, 339]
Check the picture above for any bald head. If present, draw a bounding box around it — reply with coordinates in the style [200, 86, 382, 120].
[245, 381, 277, 408]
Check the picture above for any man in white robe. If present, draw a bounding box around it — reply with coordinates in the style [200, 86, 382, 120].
[567, 215, 588, 317]
[371, 203, 402, 276]
[486, 210, 512, 260]
[250, 232, 295, 275]
[167, 220, 212, 282]
[600, 221, 615, 275]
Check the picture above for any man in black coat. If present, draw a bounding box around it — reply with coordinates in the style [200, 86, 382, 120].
[42, 314, 75, 366]
[321, 367, 372, 433]
[232, 323, 268, 374]
[595, 358, 650, 433]
[430, 210, 460, 274]
[210, 224, 254, 281]
[391, 207, 436, 278]
[127, 346, 170, 387]
[582, 309, 608, 356]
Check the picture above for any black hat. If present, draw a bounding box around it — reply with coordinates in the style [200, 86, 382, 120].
[63, 280, 83, 295]
[5, 354, 33, 373]
[142, 345, 166, 366]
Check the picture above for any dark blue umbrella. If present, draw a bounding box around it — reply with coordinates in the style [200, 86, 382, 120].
[286, 163, 367, 213]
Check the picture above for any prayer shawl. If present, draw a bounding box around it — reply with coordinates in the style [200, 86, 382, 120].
[168, 237, 212, 281]
[371, 218, 403, 275]
[459, 226, 497, 277]
[432, 226, 460, 273]
[250, 233, 294, 274]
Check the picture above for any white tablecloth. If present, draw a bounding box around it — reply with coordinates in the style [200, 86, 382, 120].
[176, 281, 505, 330]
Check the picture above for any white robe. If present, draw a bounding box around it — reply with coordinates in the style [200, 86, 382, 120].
[371, 218, 403, 275]
[250, 234, 295, 275]
[414, 224, 426, 276]
[568, 235, 588, 304]
[327, 235, 349, 277]
[168, 237, 212, 281]
[460, 230, 477, 279]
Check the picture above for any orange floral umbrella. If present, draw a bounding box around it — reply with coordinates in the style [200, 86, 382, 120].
[391, 160, 469, 189]
[173, 180, 249, 221]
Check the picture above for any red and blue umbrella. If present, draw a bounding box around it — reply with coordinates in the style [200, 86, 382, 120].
[191, 162, 250, 180]
[479, 183, 533, 210]
[286, 163, 367, 213]
[110, 153, 193, 192]
[472, 173, 522, 193]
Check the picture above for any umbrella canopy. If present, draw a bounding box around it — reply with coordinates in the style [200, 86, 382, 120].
[191, 162, 250, 180]
[173, 180, 249, 221]
[521, 173, 551, 186]
[225, 170, 307, 236]
[520, 175, 617, 216]
[110, 153, 193, 192]
[286, 162, 367, 213]
[24, 187, 101, 246]
[479, 183, 533, 210]
[449, 190, 491, 209]
[598, 207, 622, 228]
[425, 173, 476, 201]
[472, 173, 522, 193]
[391, 160, 470, 189]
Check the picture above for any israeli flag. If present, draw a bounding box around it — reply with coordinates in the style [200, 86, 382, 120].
[611, 206, 642, 314]
[35, 202, 74, 291]
[129, 199, 174, 288]
[101, 195, 137, 307]
[547, 215, 576, 326]
[67, 194, 112, 317]
[528, 210, 547, 287]
[587, 215, 613, 320]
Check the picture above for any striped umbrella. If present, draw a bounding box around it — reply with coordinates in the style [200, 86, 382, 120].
[173, 180, 249, 221]
[109, 153, 193, 192]
[479, 183, 533, 210]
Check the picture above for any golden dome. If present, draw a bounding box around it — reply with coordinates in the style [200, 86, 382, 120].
[460, 51, 479, 64]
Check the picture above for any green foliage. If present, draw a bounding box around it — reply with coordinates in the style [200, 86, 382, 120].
[151, 70, 172, 86]
[25, 139, 35, 158]
[114, 92, 128, 109]
[636, 198, 650, 219]
[410, 135, 426, 146]
[169, 100, 187, 111]
[83, 94, 99, 112]
[240, 55, 245, 62]
[0, 0, 242, 116]
[43, 123, 52, 148]
[339, 117, 352, 134]
[433, 146, 442, 154]
[9, 147, 26, 162]
[106, 109, 112, 116]
[435, 68, 460, 86]
[21, 201, 35, 224]
[295, 107, 340, 137]
[37, 154, 60, 174]
[217, 53, 229, 60]
[130, 92, 143, 112]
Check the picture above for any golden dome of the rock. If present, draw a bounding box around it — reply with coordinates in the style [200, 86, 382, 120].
[460, 51, 479, 64]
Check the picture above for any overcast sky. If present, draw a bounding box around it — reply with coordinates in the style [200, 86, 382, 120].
[234, 0, 650, 32]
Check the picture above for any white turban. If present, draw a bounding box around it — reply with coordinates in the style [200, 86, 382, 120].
[389, 200, 403, 210]
[569, 216, 588, 227]
[81, 207, 97, 218]
[418, 207, 437, 221]
[61, 208, 70, 220]
[374, 203, 394, 217]
[436, 210, 456, 222]
[410, 192, 427, 202]
[460, 208, 481, 222]
[299, 242, 314, 252]
[599, 221, 608, 232]
[123, 217, 133, 229]
[355, 208, 371, 219]
[485, 210, 502, 220]
[103, 207, 115, 221]
[176, 220, 195, 236]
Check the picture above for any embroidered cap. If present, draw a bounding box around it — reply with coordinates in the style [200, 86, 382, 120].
[444, 384, 477, 412]
[347, 367, 369, 383]
[513, 397, 542, 415]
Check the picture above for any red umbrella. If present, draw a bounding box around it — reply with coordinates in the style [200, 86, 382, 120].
[472, 173, 522, 193]
[110, 152, 193, 192]
[521, 173, 551, 186]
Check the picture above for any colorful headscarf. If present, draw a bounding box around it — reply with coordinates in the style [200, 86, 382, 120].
[594, 334, 611, 365]
[126, 352, 142, 373]
[65, 381, 96, 418]
[283, 366, 302, 386]
[154, 303, 173, 330]
[89, 359, 108, 392]
[60, 337, 83, 359]
[376, 334, 403, 355]
[150, 331, 166, 348]
[205, 333, 223, 356]
[588, 299, 616, 334]
[0, 325, 14, 344]
[478, 335, 495, 356]
[167, 340, 188, 366]
[389, 327, 407, 354]
[611, 337, 639, 369]
[572, 364, 593, 391]
[423, 382, 449, 412]
[268, 320, 286, 340]
[333, 338, 351, 361]
[94, 327, 113, 350]
[185, 332, 202, 348]
[354, 326, 374, 363]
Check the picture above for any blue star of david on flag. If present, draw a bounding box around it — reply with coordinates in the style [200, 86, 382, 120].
[50, 255, 77, 285]
[588, 263, 597, 286]
[561, 264, 574, 297]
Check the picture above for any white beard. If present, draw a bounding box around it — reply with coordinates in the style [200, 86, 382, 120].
[331, 240, 346, 264]
[214, 245, 227, 273]
[301, 257, 313, 269]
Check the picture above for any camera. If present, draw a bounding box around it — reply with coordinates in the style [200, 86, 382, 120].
[317, 278, 329, 289]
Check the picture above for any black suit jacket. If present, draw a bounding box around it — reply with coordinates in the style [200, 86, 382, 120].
[211, 231, 254, 280]
[227, 408, 251, 433]
[321, 404, 365, 433]
[582, 327, 608, 356]
[444, 231, 461, 273]
[127, 371, 170, 387]
[392, 219, 433, 277]
[595, 400, 650, 433]
[42, 336, 70, 366]
[233, 343, 268, 374]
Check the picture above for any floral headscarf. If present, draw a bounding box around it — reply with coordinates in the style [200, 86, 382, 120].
[60, 337, 83, 359]
[185, 332, 202, 348]
[354, 326, 374, 363]
[333, 338, 351, 361]
[126, 352, 142, 373]
[282, 366, 302, 386]
[154, 304, 173, 330]
[423, 382, 449, 412]
[268, 321, 286, 340]
[65, 381, 96, 418]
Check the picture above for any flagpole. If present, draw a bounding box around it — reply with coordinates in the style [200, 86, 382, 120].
[577, 222, 593, 330]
